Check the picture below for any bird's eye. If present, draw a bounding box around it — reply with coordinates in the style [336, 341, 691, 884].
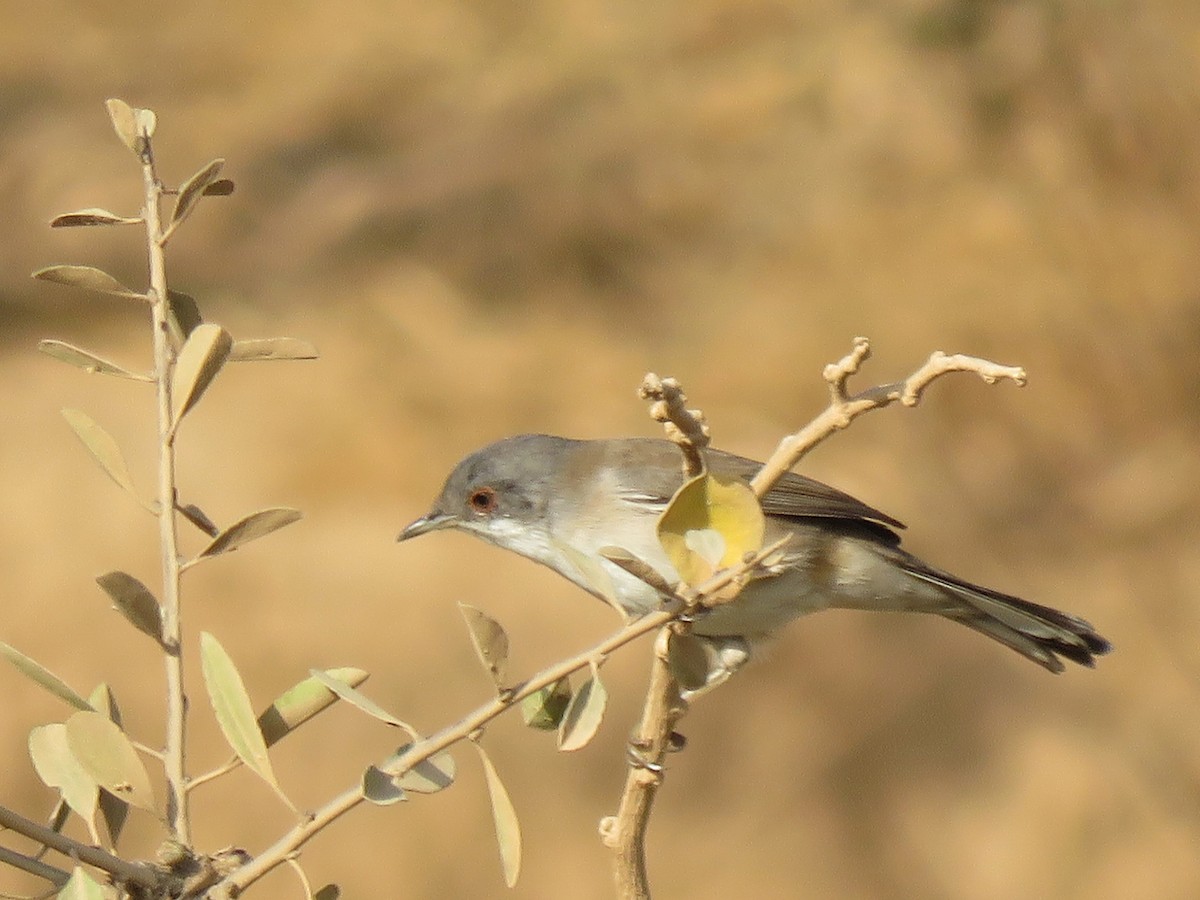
[468, 487, 498, 514]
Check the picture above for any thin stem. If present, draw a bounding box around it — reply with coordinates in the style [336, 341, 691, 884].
[0, 843, 70, 888]
[139, 136, 190, 844]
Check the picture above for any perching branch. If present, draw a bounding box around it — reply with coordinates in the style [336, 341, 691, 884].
[607, 337, 1028, 899]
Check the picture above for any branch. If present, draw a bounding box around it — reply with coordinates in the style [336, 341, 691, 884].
[751, 338, 1026, 496]
[0, 805, 157, 890]
[0, 842, 69, 889]
[607, 338, 1027, 898]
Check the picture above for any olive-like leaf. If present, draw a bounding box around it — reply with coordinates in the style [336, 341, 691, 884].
[313, 885, 340, 900]
[33, 265, 144, 300]
[171, 323, 233, 426]
[386, 744, 456, 794]
[458, 604, 509, 690]
[104, 98, 140, 153]
[60, 409, 151, 511]
[199, 632, 283, 799]
[0, 642, 92, 711]
[657, 474, 766, 588]
[557, 663, 608, 752]
[473, 742, 521, 888]
[38, 340, 150, 381]
[229, 338, 320, 362]
[136, 107, 156, 139]
[163, 158, 225, 243]
[178, 503, 220, 537]
[520, 678, 572, 731]
[557, 541, 621, 613]
[166, 290, 203, 348]
[95, 572, 162, 644]
[58, 867, 108, 900]
[307, 669, 419, 740]
[362, 765, 407, 806]
[193, 507, 303, 561]
[88, 684, 128, 847]
[29, 724, 99, 832]
[64, 711, 155, 813]
[50, 208, 143, 228]
[203, 178, 235, 197]
[257, 667, 370, 747]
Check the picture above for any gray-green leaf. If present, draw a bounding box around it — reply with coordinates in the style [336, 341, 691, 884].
[313, 885, 340, 900]
[169, 159, 225, 232]
[194, 507, 302, 561]
[171, 323, 233, 426]
[33, 265, 144, 300]
[557, 663, 608, 752]
[307, 669, 419, 740]
[458, 604, 509, 690]
[29, 724, 99, 832]
[64, 711, 155, 813]
[473, 742, 521, 888]
[257, 667, 369, 747]
[38, 340, 150, 381]
[0, 642, 92, 711]
[229, 338, 319, 362]
[386, 744, 456, 794]
[58, 866, 109, 900]
[50, 208, 142, 228]
[361, 765, 407, 806]
[95, 572, 162, 643]
[61, 409, 150, 511]
[166, 290, 203, 349]
[520, 678, 572, 731]
[199, 632, 284, 800]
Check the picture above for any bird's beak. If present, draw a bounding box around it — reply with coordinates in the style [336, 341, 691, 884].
[397, 511, 458, 542]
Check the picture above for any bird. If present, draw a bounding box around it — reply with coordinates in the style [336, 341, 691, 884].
[398, 434, 1111, 677]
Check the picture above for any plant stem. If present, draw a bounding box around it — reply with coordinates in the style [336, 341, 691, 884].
[139, 137, 190, 844]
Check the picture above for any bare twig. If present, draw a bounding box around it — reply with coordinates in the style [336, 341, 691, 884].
[638, 375, 709, 477]
[751, 338, 1026, 496]
[0, 843, 70, 889]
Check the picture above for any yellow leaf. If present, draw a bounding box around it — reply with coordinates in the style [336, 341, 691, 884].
[656, 474, 765, 587]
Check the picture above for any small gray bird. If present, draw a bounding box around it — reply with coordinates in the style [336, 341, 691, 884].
[399, 435, 1111, 675]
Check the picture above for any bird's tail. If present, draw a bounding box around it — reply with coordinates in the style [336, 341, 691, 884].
[905, 565, 1112, 673]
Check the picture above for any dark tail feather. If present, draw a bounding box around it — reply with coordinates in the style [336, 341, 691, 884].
[906, 567, 1112, 674]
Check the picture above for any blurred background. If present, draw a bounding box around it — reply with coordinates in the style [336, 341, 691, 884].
[1, 1, 1197, 897]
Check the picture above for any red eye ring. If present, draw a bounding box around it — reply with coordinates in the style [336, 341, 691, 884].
[468, 487, 497, 514]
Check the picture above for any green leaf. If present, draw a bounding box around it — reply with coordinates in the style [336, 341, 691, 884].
[193, 507, 303, 561]
[656, 474, 766, 587]
[0, 642, 92, 710]
[29, 724, 99, 834]
[458, 604, 509, 690]
[38, 340, 150, 381]
[199, 632, 283, 800]
[64, 711, 155, 813]
[386, 744, 456, 794]
[306, 669, 419, 739]
[313, 885, 340, 900]
[178, 502, 220, 537]
[95, 572, 162, 644]
[61, 409, 150, 511]
[166, 290, 203, 349]
[50, 208, 142, 228]
[33, 265, 144, 300]
[257, 667, 369, 747]
[557, 663, 608, 752]
[171, 323, 233, 426]
[58, 867, 109, 900]
[520, 678, 572, 731]
[361, 765, 407, 806]
[473, 743, 521, 888]
[229, 338, 319, 362]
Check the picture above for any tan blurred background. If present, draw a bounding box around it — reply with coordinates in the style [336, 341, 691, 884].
[1, 1, 1198, 897]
